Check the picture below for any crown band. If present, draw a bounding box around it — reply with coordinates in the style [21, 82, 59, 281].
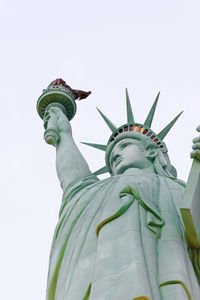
[108, 123, 167, 152]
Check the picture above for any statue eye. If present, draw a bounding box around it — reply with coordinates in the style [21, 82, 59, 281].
[122, 142, 130, 148]
[110, 156, 116, 165]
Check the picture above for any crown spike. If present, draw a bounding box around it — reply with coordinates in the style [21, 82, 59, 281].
[144, 92, 160, 128]
[157, 111, 183, 140]
[94, 166, 108, 175]
[96, 108, 117, 132]
[81, 142, 106, 151]
[126, 88, 134, 124]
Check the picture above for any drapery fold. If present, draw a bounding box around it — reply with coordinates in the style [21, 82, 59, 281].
[46, 169, 200, 300]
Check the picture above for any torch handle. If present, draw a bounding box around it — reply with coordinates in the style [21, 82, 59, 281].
[43, 103, 66, 145]
[44, 121, 60, 146]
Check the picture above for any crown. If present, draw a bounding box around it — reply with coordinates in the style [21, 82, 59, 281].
[82, 89, 182, 175]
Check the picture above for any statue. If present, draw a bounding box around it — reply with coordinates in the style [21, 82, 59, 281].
[37, 79, 200, 300]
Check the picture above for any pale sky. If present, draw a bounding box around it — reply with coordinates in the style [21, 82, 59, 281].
[1, 0, 200, 299]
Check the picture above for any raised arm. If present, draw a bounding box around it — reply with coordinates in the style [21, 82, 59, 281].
[44, 107, 91, 191]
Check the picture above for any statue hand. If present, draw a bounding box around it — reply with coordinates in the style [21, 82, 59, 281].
[191, 125, 200, 160]
[44, 107, 72, 135]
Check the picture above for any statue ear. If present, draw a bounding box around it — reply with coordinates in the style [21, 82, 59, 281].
[146, 147, 158, 160]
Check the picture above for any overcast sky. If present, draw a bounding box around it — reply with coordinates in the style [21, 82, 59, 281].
[1, 0, 200, 299]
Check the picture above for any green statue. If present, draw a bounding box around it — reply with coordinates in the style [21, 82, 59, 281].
[37, 80, 200, 300]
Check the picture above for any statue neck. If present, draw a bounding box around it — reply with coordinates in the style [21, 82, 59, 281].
[122, 165, 156, 176]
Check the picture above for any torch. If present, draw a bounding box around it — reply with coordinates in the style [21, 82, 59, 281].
[36, 78, 91, 145]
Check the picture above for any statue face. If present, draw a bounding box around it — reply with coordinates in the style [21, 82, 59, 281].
[109, 138, 154, 175]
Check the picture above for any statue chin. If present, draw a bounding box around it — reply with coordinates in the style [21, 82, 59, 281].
[112, 161, 155, 176]
[112, 164, 134, 175]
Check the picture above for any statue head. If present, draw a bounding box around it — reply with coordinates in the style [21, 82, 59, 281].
[82, 89, 181, 178]
[108, 134, 177, 177]
[109, 137, 155, 175]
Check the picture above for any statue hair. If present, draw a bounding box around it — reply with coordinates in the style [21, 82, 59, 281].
[134, 136, 177, 178]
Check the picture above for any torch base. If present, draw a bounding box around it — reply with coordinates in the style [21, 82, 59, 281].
[37, 88, 76, 121]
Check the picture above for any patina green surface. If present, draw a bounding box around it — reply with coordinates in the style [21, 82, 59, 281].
[38, 87, 200, 300]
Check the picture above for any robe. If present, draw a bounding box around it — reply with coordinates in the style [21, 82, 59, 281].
[46, 168, 200, 300]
